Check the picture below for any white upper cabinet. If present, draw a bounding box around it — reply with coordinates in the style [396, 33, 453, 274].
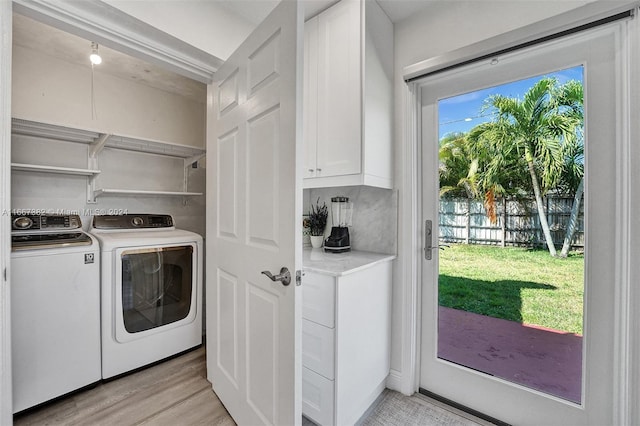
[304, 16, 319, 179]
[303, 0, 393, 189]
[316, 0, 361, 179]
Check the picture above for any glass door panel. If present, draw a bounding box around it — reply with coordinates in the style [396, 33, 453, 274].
[121, 246, 193, 333]
[436, 67, 585, 403]
[419, 22, 623, 425]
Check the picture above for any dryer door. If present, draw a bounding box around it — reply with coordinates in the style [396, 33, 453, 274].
[114, 243, 198, 343]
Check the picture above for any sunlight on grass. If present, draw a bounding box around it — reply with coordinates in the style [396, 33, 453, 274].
[439, 244, 584, 334]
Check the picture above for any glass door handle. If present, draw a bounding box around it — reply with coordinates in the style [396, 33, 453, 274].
[261, 267, 291, 286]
[424, 219, 433, 260]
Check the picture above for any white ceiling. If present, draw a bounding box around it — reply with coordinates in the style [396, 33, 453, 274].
[12, 13, 208, 103]
[380, 0, 443, 22]
[12, 1, 434, 103]
[216, 0, 437, 25]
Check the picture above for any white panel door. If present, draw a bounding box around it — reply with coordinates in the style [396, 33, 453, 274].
[419, 23, 625, 425]
[0, 1, 11, 423]
[206, 2, 303, 425]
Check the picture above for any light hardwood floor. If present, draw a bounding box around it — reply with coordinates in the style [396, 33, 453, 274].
[14, 346, 235, 425]
[14, 346, 491, 426]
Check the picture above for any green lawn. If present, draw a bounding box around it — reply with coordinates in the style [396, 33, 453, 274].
[438, 244, 584, 334]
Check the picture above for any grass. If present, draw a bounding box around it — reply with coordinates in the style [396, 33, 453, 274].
[438, 244, 584, 334]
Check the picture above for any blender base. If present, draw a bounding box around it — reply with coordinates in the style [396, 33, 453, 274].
[323, 245, 351, 253]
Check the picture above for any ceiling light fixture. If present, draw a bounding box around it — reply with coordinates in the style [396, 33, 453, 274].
[89, 42, 102, 65]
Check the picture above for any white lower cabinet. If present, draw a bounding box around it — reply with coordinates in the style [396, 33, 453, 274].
[303, 367, 335, 426]
[302, 257, 393, 425]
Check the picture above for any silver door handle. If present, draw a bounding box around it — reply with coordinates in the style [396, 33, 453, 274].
[424, 219, 432, 260]
[261, 267, 291, 286]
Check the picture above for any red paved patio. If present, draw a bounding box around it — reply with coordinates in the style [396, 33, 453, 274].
[438, 306, 583, 403]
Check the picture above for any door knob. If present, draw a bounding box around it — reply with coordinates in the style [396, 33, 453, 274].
[261, 267, 291, 286]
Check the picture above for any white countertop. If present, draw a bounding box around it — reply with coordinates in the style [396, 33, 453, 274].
[303, 248, 396, 276]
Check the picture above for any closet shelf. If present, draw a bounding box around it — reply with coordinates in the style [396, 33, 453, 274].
[12, 118, 206, 159]
[11, 163, 101, 176]
[12, 119, 205, 204]
[93, 189, 203, 199]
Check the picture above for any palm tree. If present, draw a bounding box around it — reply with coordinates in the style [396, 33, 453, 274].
[554, 80, 584, 257]
[439, 132, 479, 199]
[467, 78, 581, 256]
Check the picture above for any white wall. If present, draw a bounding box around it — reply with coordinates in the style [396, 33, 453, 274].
[390, 0, 591, 388]
[12, 44, 206, 149]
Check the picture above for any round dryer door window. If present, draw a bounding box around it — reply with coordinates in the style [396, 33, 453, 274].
[119, 245, 195, 335]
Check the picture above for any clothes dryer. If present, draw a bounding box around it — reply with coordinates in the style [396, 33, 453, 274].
[90, 214, 203, 379]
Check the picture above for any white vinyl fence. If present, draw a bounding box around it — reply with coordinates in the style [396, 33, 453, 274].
[439, 196, 584, 249]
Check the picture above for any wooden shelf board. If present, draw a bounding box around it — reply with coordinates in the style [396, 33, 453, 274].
[93, 188, 203, 197]
[11, 163, 101, 176]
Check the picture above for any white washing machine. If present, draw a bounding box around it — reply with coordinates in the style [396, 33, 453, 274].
[11, 214, 101, 413]
[90, 214, 203, 379]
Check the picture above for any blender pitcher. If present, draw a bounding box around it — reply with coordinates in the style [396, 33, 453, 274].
[324, 196, 352, 253]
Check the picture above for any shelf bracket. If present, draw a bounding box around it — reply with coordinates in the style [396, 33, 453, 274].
[89, 133, 111, 159]
[184, 153, 205, 169]
[87, 185, 98, 204]
[183, 153, 205, 202]
[88, 133, 111, 204]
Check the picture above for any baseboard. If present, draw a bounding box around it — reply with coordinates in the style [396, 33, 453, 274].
[385, 369, 403, 391]
[385, 368, 415, 395]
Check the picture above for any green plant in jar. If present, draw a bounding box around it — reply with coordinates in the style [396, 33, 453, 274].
[308, 198, 328, 236]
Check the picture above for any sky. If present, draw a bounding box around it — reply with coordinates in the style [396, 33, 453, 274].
[438, 65, 584, 140]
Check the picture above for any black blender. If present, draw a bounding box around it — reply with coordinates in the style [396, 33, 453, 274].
[324, 196, 353, 253]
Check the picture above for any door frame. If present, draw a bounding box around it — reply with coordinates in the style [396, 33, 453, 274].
[398, 2, 640, 424]
[0, 1, 223, 422]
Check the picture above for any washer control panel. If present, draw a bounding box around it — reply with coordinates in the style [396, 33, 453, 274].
[11, 214, 81, 231]
[92, 214, 174, 230]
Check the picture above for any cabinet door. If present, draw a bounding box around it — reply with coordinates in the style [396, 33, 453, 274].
[302, 319, 335, 380]
[316, 0, 361, 178]
[302, 367, 334, 426]
[302, 272, 335, 328]
[303, 16, 319, 179]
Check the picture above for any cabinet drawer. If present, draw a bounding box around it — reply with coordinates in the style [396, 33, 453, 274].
[302, 367, 334, 426]
[302, 319, 335, 380]
[302, 272, 335, 327]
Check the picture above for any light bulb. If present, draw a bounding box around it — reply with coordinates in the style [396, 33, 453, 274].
[90, 52, 102, 65]
[89, 42, 102, 65]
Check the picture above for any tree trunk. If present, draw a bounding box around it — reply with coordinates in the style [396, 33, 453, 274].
[527, 159, 557, 256]
[560, 177, 584, 258]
